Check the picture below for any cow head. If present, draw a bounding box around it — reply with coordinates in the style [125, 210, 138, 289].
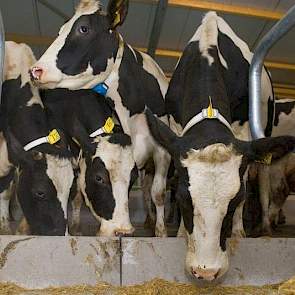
[6, 130, 74, 236]
[30, 0, 128, 89]
[77, 132, 136, 237]
[3, 41, 74, 236]
[146, 109, 295, 280]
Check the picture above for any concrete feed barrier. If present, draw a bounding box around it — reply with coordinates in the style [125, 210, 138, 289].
[0, 236, 295, 288]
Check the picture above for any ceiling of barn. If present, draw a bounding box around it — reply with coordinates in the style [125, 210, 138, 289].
[1, 0, 295, 98]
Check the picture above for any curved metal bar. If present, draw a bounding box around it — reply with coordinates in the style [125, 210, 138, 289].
[249, 4, 295, 139]
[0, 9, 5, 104]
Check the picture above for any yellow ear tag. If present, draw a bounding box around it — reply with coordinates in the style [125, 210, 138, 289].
[47, 129, 61, 145]
[103, 117, 115, 134]
[114, 11, 121, 27]
[207, 96, 214, 118]
[256, 153, 272, 165]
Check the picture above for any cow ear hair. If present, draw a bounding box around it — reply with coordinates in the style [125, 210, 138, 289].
[145, 108, 180, 156]
[235, 136, 295, 163]
[107, 0, 129, 29]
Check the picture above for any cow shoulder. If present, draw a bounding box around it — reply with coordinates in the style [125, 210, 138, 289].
[118, 44, 166, 117]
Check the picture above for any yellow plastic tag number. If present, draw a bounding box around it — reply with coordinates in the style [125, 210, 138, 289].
[103, 117, 115, 134]
[47, 129, 61, 145]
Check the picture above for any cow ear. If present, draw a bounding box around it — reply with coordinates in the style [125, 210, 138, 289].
[237, 136, 295, 162]
[5, 129, 32, 167]
[145, 108, 179, 156]
[107, 0, 129, 29]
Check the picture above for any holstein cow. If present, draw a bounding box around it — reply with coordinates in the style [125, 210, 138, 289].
[263, 99, 295, 229]
[145, 12, 295, 280]
[43, 89, 137, 236]
[1, 41, 74, 235]
[30, 0, 170, 237]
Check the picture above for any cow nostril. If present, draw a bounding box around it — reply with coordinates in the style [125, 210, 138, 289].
[30, 67, 43, 81]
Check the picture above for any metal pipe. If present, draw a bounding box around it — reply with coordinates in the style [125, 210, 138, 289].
[0, 9, 5, 104]
[147, 0, 168, 58]
[249, 4, 295, 139]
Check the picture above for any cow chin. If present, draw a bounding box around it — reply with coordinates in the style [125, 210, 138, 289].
[98, 219, 135, 237]
[185, 236, 229, 281]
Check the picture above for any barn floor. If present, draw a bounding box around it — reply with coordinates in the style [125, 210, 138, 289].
[74, 191, 295, 238]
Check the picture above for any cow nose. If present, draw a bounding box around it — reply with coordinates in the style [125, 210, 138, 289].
[114, 227, 135, 237]
[191, 267, 220, 281]
[30, 66, 43, 81]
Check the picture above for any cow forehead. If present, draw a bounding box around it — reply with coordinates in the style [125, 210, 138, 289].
[45, 154, 74, 192]
[181, 144, 242, 207]
[93, 137, 134, 177]
[59, 1, 100, 37]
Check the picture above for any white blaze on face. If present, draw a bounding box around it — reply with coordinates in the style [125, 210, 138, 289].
[31, 0, 115, 90]
[46, 155, 74, 229]
[181, 144, 242, 279]
[94, 137, 135, 236]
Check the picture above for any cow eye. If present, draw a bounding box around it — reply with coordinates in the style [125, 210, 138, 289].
[34, 190, 47, 200]
[79, 25, 89, 34]
[95, 175, 104, 184]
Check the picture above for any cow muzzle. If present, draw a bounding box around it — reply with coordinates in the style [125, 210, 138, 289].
[191, 267, 221, 281]
[30, 66, 44, 81]
[98, 222, 135, 237]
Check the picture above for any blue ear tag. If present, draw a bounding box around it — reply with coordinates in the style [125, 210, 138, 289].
[92, 83, 109, 96]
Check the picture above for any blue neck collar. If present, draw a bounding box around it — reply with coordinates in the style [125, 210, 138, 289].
[92, 82, 109, 96]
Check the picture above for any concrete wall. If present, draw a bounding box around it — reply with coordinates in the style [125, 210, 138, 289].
[0, 236, 295, 288]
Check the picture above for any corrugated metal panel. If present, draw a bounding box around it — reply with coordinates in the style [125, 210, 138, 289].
[158, 6, 190, 50]
[119, 2, 155, 47]
[1, 0, 36, 35]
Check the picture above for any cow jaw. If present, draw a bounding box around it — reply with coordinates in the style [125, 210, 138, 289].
[181, 144, 242, 280]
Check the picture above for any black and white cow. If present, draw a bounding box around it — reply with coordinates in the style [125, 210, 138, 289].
[30, 0, 170, 237]
[145, 12, 295, 280]
[43, 89, 137, 236]
[1, 41, 74, 235]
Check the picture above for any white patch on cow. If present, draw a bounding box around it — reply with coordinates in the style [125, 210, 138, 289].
[46, 154, 74, 232]
[0, 133, 13, 178]
[189, 12, 227, 69]
[272, 99, 295, 137]
[76, 0, 101, 14]
[139, 51, 169, 97]
[169, 116, 183, 137]
[0, 182, 14, 234]
[4, 42, 43, 107]
[181, 144, 242, 278]
[93, 137, 135, 236]
[231, 121, 251, 141]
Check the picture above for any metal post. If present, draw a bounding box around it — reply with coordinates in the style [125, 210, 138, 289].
[0, 9, 5, 104]
[249, 4, 295, 139]
[147, 0, 168, 58]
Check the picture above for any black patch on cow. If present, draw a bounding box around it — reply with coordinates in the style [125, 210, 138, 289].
[274, 101, 295, 126]
[56, 13, 119, 76]
[165, 41, 199, 126]
[220, 156, 248, 251]
[0, 168, 15, 193]
[176, 167, 193, 234]
[85, 157, 115, 220]
[129, 165, 138, 192]
[108, 133, 131, 147]
[265, 96, 275, 137]
[2, 78, 72, 159]
[17, 158, 66, 235]
[117, 45, 166, 117]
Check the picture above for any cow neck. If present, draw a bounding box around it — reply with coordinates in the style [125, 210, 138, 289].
[92, 34, 124, 96]
[181, 96, 233, 136]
